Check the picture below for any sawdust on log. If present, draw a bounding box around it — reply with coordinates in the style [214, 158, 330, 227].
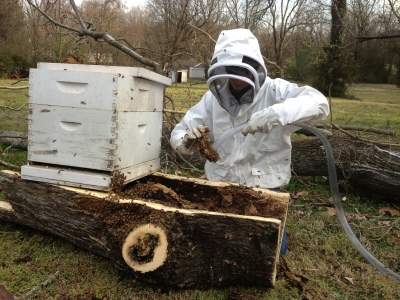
[198, 130, 220, 162]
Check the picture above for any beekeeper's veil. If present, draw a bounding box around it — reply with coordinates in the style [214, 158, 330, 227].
[207, 29, 267, 117]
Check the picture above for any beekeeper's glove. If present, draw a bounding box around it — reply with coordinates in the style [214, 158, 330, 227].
[182, 125, 210, 151]
[242, 107, 281, 136]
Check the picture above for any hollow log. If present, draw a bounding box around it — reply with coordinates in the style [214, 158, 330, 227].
[291, 135, 400, 202]
[0, 170, 289, 289]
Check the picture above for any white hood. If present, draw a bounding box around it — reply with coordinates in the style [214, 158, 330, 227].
[207, 29, 267, 117]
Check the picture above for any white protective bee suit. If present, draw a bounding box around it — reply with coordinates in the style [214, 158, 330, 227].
[170, 29, 330, 189]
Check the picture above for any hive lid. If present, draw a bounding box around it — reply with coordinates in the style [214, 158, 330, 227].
[36, 62, 172, 86]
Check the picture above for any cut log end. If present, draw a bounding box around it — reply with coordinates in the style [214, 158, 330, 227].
[122, 224, 168, 273]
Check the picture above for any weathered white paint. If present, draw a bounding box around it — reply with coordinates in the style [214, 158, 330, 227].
[29, 68, 166, 112]
[27, 105, 162, 170]
[21, 158, 160, 191]
[36, 62, 171, 86]
[21, 63, 171, 190]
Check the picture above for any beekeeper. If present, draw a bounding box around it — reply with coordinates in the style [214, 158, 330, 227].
[170, 28, 330, 255]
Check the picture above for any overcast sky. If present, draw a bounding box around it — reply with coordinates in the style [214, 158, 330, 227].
[74, 0, 147, 8]
[123, 0, 147, 8]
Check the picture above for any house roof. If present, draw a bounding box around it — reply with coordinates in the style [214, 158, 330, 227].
[178, 60, 205, 69]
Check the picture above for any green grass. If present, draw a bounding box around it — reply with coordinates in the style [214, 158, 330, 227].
[165, 79, 208, 112]
[1, 79, 400, 299]
[0, 142, 27, 170]
[282, 177, 400, 299]
[328, 84, 400, 137]
[0, 78, 29, 132]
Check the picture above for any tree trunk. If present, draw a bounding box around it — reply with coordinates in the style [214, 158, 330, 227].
[316, 0, 348, 97]
[291, 135, 400, 202]
[0, 171, 289, 289]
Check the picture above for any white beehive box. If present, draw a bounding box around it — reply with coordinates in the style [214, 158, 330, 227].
[21, 63, 171, 190]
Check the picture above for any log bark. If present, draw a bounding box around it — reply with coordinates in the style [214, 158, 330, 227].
[0, 130, 27, 148]
[0, 171, 289, 289]
[291, 135, 400, 202]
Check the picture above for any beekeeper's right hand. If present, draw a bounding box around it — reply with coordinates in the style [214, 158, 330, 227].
[182, 125, 210, 151]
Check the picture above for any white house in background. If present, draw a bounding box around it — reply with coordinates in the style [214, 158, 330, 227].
[168, 68, 187, 83]
[189, 63, 206, 79]
[169, 61, 206, 82]
[177, 69, 188, 83]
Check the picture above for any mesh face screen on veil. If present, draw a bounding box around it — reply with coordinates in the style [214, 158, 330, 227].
[225, 66, 252, 77]
[207, 55, 263, 116]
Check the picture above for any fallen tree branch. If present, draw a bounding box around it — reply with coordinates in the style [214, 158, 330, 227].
[0, 134, 27, 139]
[0, 131, 28, 149]
[0, 159, 19, 170]
[329, 124, 396, 136]
[0, 86, 28, 90]
[326, 123, 400, 149]
[163, 109, 186, 115]
[24, 270, 60, 298]
[12, 78, 29, 85]
[0, 102, 28, 111]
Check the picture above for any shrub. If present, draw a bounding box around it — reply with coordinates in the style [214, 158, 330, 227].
[0, 54, 30, 78]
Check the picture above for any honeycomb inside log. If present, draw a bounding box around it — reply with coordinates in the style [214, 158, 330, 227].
[198, 130, 220, 162]
[112, 176, 288, 221]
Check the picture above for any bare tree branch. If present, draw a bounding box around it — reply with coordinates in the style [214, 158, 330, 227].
[356, 34, 400, 42]
[26, 0, 81, 33]
[186, 23, 282, 75]
[262, 55, 282, 73]
[388, 0, 400, 23]
[187, 23, 216, 43]
[25, 0, 162, 73]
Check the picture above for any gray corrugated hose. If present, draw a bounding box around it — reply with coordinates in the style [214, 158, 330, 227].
[212, 122, 400, 283]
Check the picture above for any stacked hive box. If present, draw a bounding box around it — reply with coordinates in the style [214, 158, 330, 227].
[21, 63, 171, 190]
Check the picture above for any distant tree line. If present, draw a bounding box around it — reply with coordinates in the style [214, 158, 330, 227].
[0, 0, 400, 97]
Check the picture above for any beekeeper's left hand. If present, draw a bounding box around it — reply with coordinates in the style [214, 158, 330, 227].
[242, 107, 281, 136]
[182, 125, 210, 151]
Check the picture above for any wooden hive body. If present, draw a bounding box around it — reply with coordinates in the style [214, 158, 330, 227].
[21, 63, 171, 190]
